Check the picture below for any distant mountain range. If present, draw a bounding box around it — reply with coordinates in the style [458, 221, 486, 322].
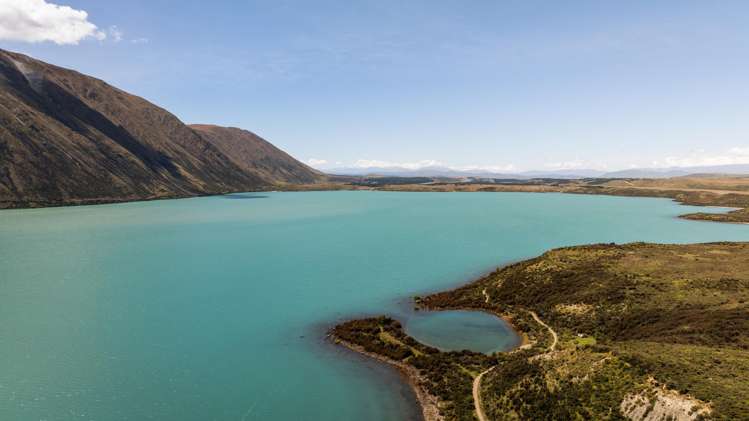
[328, 164, 749, 179]
[599, 164, 749, 178]
[327, 166, 604, 179]
[0, 49, 322, 208]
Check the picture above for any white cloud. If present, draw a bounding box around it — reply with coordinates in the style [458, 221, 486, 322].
[655, 147, 749, 168]
[310, 149, 749, 175]
[108, 25, 123, 43]
[544, 159, 608, 171]
[352, 159, 444, 170]
[0, 0, 106, 45]
[453, 164, 517, 173]
[340, 159, 516, 173]
[106, 26, 149, 45]
[306, 158, 328, 167]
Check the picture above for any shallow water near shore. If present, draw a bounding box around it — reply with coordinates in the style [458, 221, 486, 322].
[1, 191, 748, 420]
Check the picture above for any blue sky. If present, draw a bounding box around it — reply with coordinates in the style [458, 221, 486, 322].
[2, 0, 749, 172]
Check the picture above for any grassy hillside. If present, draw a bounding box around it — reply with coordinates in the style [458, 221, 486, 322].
[334, 243, 749, 420]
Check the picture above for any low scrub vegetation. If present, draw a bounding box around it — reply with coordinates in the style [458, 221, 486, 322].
[334, 242, 749, 420]
[332, 317, 493, 421]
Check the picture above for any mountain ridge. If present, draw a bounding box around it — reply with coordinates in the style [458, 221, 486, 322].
[0, 49, 321, 209]
[326, 164, 749, 179]
[189, 124, 323, 184]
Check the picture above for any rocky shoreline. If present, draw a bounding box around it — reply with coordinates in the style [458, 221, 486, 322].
[329, 335, 445, 421]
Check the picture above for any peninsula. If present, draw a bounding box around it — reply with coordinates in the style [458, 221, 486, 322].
[332, 242, 749, 420]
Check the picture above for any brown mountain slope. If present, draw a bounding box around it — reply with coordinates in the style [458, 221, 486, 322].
[190, 124, 323, 184]
[0, 49, 320, 209]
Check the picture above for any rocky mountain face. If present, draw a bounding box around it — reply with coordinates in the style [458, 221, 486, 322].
[190, 124, 322, 184]
[0, 49, 322, 208]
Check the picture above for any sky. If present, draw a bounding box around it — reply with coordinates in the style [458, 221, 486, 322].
[1, 0, 748, 172]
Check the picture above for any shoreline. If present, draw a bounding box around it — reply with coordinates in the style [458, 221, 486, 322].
[329, 268, 534, 421]
[329, 242, 658, 419]
[413, 304, 530, 350]
[409, 259, 545, 351]
[0, 188, 277, 210]
[328, 335, 445, 421]
[329, 304, 530, 420]
[3, 183, 747, 224]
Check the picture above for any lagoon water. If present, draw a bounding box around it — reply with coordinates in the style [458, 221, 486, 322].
[2, 191, 749, 420]
[405, 310, 520, 354]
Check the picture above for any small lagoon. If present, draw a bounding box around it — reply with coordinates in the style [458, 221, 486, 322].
[405, 310, 520, 354]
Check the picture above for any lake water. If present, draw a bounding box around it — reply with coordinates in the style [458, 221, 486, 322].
[1, 191, 748, 421]
[404, 310, 520, 354]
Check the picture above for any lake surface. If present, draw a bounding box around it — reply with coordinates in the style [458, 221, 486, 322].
[404, 310, 520, 354]
[1, 191, 748, 421]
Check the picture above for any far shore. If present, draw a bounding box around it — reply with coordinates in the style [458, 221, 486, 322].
[5, 176, 749, 224]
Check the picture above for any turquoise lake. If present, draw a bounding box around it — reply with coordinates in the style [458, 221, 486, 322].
[2, 191, 749, 420]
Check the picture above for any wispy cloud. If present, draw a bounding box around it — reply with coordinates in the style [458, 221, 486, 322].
[654, 147, 749, 168]
[351, 159, 444, 170]
[317, 159, 515, 173]
[544, 159, 608, 171]
[306, 158, 328, 167]
[107, 25, 123, 43]
[106, 25, 149, 45]
[309, 148, 749, 173]
[451, 164, 517, 173]
[0, 0, 105, 45]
